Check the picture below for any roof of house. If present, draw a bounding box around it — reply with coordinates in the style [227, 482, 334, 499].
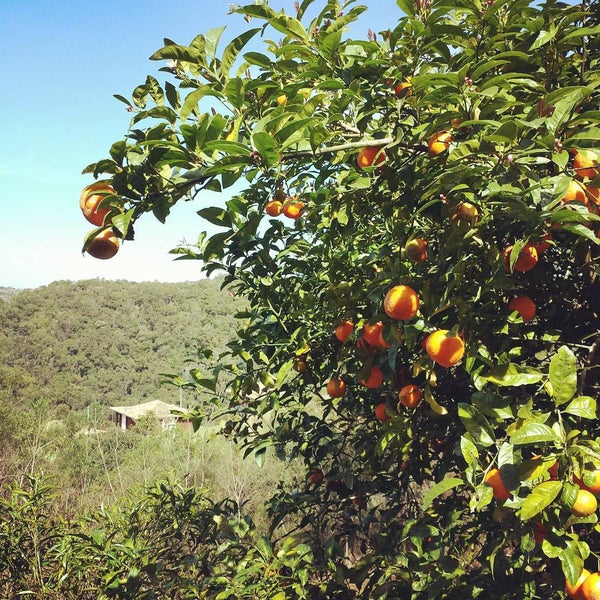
[109, 399, 184, 421]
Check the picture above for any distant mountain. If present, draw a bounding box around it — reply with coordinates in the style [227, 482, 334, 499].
[0, 278, 246, 413]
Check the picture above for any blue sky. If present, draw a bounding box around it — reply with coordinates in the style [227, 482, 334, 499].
[0, 0, 399, 289]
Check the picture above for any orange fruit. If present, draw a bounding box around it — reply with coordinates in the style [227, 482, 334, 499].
[326, 377, 346, 398]
[361, 366, 384, 388]
[484, 467, 510, 502]
[428, 131, 453, 156]
[508, 295, 536, 322]
[282, 198, 305, 219]
[502, 243, 538, 273]
[581, 572, 600, 600]
[357, 146, 386, 169]
[374, 402, 391, 422]
[394, 81, 412, 98]
[585, 186, 600, 206]
[572, 149, 600, 180]
[571, 488, 598, 517]
[308, 467, 324, 485]
[383, 285, 420, 320]
[80, 181, 114, 226]
[563, 180, 589, 206]
[376, 328, 393, 349]
[398, 384, 422, 408]
[566, 568, 591, 599]
[85, 228, 120, 260]
[265, 200, 283, 216]
[450, 201, 479, 225]
[335, 319, 354, 343]
[577, 469, 600, 496]
[425, 330, 465, 368]
[276, 94, 287, 106]
[405, 238, 428, 262]
[363, 322, 385, 347]
[531, 231, 553, 254]
[293, 356, 307, 373]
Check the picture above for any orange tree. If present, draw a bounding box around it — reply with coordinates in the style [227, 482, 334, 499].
[82, 0, 600, 597]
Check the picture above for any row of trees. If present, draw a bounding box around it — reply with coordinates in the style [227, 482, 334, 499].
[77, 0, 600, 596]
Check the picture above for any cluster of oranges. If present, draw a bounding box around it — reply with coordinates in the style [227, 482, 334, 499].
[323, 284, 466, 423]
[79, 181, 120, 260]
[264, 195, 306, 220]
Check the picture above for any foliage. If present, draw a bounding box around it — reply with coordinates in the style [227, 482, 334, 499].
[78, 0, 600, 597]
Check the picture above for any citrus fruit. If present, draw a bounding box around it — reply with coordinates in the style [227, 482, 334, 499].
[566, 568, 590, 599]
[85, 228, 120, 260]
[428, 131, 453, 156]
[282, 198, 305, 219]
[383, 285, 420, 320]
[425, 330, 465, 367]
[363, 322, 385, 347]
[580, 572, 600, 600]
[361, 366, 384, 388]
[327, 377, 346, 398]
[571, 488, 598, 517]
[484, 467, 510, 502]
[357, 146, 386, 169]
[394, 81, 412, 98]
[80, 181, 114, 226]
[374, 402, 391, 422]
[508, 295, 536, 322]
[335, 319, 354, 343]
[503, 243, 538, 273]
[563, 180, 589, 206]
[572, 148, 600, 180]
[265, 200, 283, 216]
[398, 384, 422, 408]
[405, 238, 428, 262]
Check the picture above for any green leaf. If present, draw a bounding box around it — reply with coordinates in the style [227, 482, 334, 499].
[510, 423, 558, 445]
[519, 481, 562, 520]
[530, 29, 555, 51]
[252, 131, 279, 167]
[243, 52, 273, 68]
[197, 206, 233, 228]
[458, 404, 495, 447]
[549, 345, 578, 405]
[421, 477, 463, 510]
[460, 436, 479, 469]
[483, 363, 544, 387]
[221, 28, 261, 74]
[396, 0, 416, 16]
[564, 396, 597, 420]
[110, 208, 135, 238]
[180, 85, 220, 122]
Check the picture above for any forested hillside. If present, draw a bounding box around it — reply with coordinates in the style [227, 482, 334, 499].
[0, 278, 245, 413]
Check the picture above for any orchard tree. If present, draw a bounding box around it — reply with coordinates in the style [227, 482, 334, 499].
[81, 0, 600, 597]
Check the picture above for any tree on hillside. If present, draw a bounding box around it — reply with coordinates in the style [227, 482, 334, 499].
[82, 0, 600, 597]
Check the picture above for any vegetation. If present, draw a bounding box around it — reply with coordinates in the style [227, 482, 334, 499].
[3, 0, 600, 597]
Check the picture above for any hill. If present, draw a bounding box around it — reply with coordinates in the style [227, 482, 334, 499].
[0, 278, 245, 413]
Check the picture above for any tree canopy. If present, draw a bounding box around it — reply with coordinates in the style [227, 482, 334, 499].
[80, 0, 600, 597]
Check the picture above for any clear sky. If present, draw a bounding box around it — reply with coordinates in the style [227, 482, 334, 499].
[0, 0, 399, 289]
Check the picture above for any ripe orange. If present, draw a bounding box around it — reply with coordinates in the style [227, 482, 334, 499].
[383, 285, 420, 320]
[85, 228, 120, 260]
[531, 231, 553, 254]
[361, 366, 384, 388]
[508, 295, 536, 323]
[585, 186, 600, 206]
[503, 243, 538, 273]
[374, 402, 391, 422]
[580, 572, 600, 600]
[572, 149, 600, 180]
[376, 328, 393, 349]
[80, 181, 114, 226]
[293, 356, 307, 373]
[335, 319, 354, 343]
[398, 384, 422, 408]
[566, 568, 591, 599]
[265, 200, 283, 216]
[563, 180, 589, 206]
[357, 146, 386, 169]
[308, 467, 324, 485]
[363, 322, 385, 347]
[394, 81, 412, 98]
[428, 131, 453, 156]
[405, 238, 428, 262]
[282, 198, 305, 219]
[425, 330, 465, 368]
[571, 488, 598, 517]
[484, 467, 510, 502]
[327, 377, 346, 398]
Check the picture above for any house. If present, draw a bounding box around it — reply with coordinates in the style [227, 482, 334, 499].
[109, 400, 189, 431]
